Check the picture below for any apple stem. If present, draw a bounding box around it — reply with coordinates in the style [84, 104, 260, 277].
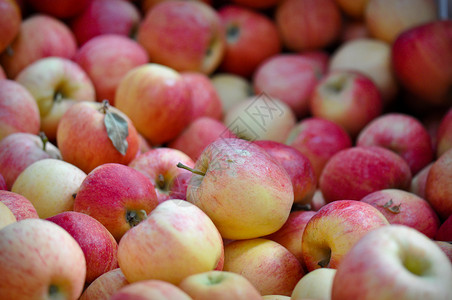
[53, 91, 63, 103]
[176, 162, 205, 176]
[39, 132, 48, 151]
[100, 99, 110, 114]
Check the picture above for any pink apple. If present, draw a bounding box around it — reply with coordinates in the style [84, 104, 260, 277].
[114, 63, 193, 146]
[110, 280, 192, 300]
[436, 107, 452, 157]
[436, 214, 452, 241]
[210, 72, 254, 114]
[254, 140, 317, 205]
[310, 70, 383, 138]
[128, 147, 195, 203]
[252, 53, 326, 117]
[0, 173, 6, 190]
[356, 113, 434, 175]
[392, 20, 452, 106]
[57, 101, 140, 174]
[302, 200, 389, 271]
[285, 117, 353, 180]
[79, 268, 128, 300]
[0, 14, 77, 79]
[0, 190, 38, 220]
[410, 162, 433, 199]
[217, 4, 282, 78]
[70, 0, 141, 46]
[141, 0, 213, 14]
[137, 1, 225, 75]
[0, 0, 21, 54]
[26, 0, 91, 19]
[319, 146, 412, 203]
[333, 0, 370, 19]
[73, 34, 149, 105]
[73, 163, 159, 241]
[331, 225, 452, 299]
[223, 238, 305, 296]
[167, 172, 192, 201]
[275, 0, 343, 52]
[0, 132, 61, 190]
[0, 201, 16, 230]
[0, 219, 86, 299]
[0, 79, 40, 141]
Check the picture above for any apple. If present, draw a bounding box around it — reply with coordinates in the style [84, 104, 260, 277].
[79, 268, 128, 300]
[0, 79, 40, 141]
[168, 116, 237, 162]
[184, 137, 294, 240]
[70, 0, 141, 46]
[217, 4, 282, 78]
[56, 101, 140, 174]
[436, 214, 452, 241]
[117, 200, 223, 284]
[223, 94, 296, 143]
[262, 296, 290, 300]
[309, 70, 383, 138]
[319, 146, 412, 203]
[302, 200, 389, 271]
[333, 0, 370, 19]
[329, 38, 398, 104]
[0, 190, 38, 220]
[181, 71, 223, 122]
[223, 238, 304, 296]
[128, 147, 195, 203]
[16, 57, 96, 141]
[340, 20, 370, 42]
[0, 0, 21, 54]
[285, 117, 353, 180]
[167, 171, 192, 201]
[0, 201, 16, 230]
[410, 162, 433, 199]
[0, 173, 6, 190]
[331, 225, 452, 300]
[356, 113, 434, 175]
[360, 189, 440, 238]
[47, 211, 119, 284]
[110, 280, 192, 300]
[73, 163, 159, 241]
[436, 241, 452, 264]
[230, 0, 281, 9]
[310, 189, 327, 211]
[26, 0, 91, 19]
[0, 65, 5, 79]
[254, 140, 317, 205]
[252, 53, 326, 117]
[0, 14, 77, 79]
[73, 34, 149, 105]
[141, 0, 212, 14]
[0, 132, 61, 190]
[392, 20, 452, 107]
[0, 219, 86, 299]
[137, 0, 225, 75]
[425, 148, 452, 220]
[291, 268, 337, 300]
[365, 0, 438, 44]
[178, 270, 262, 300]
[275, 0, 343, 52]
[436, 107, 452, 157]
[115, 63, 193, 146]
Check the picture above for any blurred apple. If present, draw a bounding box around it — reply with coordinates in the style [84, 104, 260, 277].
[410, 162, 433, 199]
[210, 72, 254, 114]
[0, 201, 16, 230]
[0, 173, 5, 190]
[110, 280, 192, 300]
[141, 0, 212, 14]
[0, 190, 38, 220]
[230, 0, 280, 9]
[340, 20, 370, 42]
[0, 0, 21, 54]
[333, 0, 369, 19]
[436, 107, 452, 157]
[291, 268, 336, 300]
[0, 66, 5, 79]
[436, 214, 452, 241]
[436, 241, 452, 264]
[26, 0, 91, 19]
[79, 268, 128, 300]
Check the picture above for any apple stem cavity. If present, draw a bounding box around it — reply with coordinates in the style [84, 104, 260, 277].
[126, 209, 148, 228]
[325, 75, 347, 93]
[176, 162, 205, 176]
[318, 248, 332, 268]
[53, 90, 63, 103]
[157, 173, 166, 190]
[48, 284, 63, 300]
[226, 24, 240, 43]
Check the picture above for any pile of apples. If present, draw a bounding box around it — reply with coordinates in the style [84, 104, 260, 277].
[0, 0, 452, 299]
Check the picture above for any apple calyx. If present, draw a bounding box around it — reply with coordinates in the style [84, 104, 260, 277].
[48, 284, 64, 300]
[176, 162, 205, 176]
[207, 273, 224, 285]
[317, 248, 332, 268]
[381, 199, 401, 214]
[126, 209, 148, 228]
[100, 99, 129, 156]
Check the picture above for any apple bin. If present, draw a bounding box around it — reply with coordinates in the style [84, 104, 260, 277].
[0, 0, 452, 299]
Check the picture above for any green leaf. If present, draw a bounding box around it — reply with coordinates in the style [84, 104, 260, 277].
[104, 111, 129, 155]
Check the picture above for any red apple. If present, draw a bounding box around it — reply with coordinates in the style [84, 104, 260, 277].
[110, 280, 192, 300]
[410, 162, 433, 199]
[0, 173, 6, 190]
[26, 0, 91, 19]
[167, 172, 192, 201]
[0, 190, 38, 220]
[0, 0, 21, 54]
[436, 107, 452, 157]
[436, 214, 452, 241]
[141, 0, 213, 14]
[79, 268, 128, 300]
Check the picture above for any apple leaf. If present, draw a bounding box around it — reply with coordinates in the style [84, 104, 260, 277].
[104, 110, 129, 155]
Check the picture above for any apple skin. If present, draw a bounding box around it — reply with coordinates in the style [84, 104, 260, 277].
[167, 172, 192, 201]
[0, 219, 86, 300]
[333, 0, 369, 19]
[186, 138, 294, 240]
[73, 163, 159, 241]
[275, 0, 342, 52]
[141, 0, 212, 14]
[56, 101, 140, 174]
[0, 190, 38, 220]
[223, 238, 305, 296]
[0, 79, 40, 141]
[115, 63, 193, 146]
[0, 201, 16, 230]
[291, 268, 337, 300]
[70, 0, 141, 46]
[117, 200, 223, 284]
[128, 147, 195, 203]
[217, 4, 282, 78]
[392, 20, 452, 107]
[436, 241, 452, 264]
[0, 173, 6, 190]
[0, 0, 21, 54]
[410, 162, 433, 199]
[26, 0, 90, 19]
[0, 14, 77, 79]
[0, 132, 61, 190]
[285, 117, 353, 181]
[436, 107, 452, 157]
[254, 140, 317, 205]
[11, 158, 87, 219]
[356, 113, 434, 175]
[137, 1, 225, 75]
[110, 280, 192, 300]
[309, 70, 383, 138]
[360, 189, 440, 239]
[340, 20, 370, 42]
[436, 214, 452, 241]
[331, 225, 452, 300]
[319, 146, 412, 203]
[178, 270, 262, 300]
[73, 34, 149, 105]
[79, 268, 128, 300]
[47, 211, 119, 285]
[230, 0, 281, 9]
